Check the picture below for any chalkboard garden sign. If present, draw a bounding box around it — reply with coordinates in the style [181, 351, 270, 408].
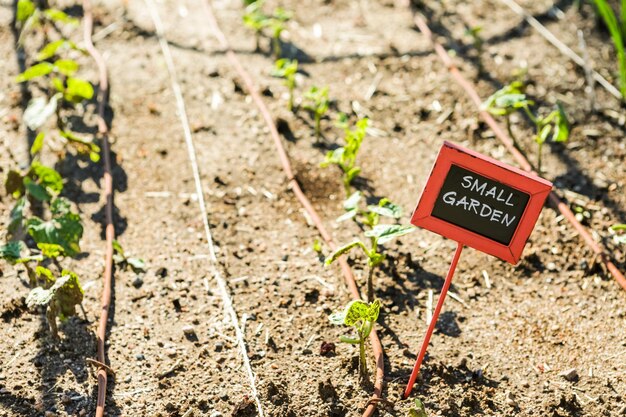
[403, 141, 552, 399]
[411, 141, 552, 263]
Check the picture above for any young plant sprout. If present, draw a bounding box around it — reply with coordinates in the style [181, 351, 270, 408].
[242, 1, 291, 57]
[531, 103, 569, 174]
[321, 117, 369, 195]
[26, 267, 83, 338]
[242, 0, 269, 52]
[329, 299, 380, 379]
[482, 82, 570, 173]
[268, 7, 291, 58]
[303, 86, 329, 139]
[592, 0, 626, 99]
[326, 191, 415, 301]
[408, 398, 428, 417]
[464, 25, 484, 72]
[271, 58, 298, 112]
[481, 81, 532, 144]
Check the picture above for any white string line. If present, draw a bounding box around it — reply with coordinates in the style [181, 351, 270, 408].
[498, 0, 622, 101]
[144, 1, 264, 416]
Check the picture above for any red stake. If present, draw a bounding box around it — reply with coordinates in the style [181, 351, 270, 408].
[403, 243, 464, 399]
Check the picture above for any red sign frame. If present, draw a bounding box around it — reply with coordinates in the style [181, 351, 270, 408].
[411, 141, 552, 264]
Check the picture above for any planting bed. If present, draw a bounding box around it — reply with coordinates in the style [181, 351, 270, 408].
[1, 0, 625, 416]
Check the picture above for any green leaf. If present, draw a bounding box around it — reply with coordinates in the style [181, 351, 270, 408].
[30, 132, 45, 155]
[6, 170, 25, 198]
[8, 197, 27, 235]
[593, 0, 626, 96]
[16, 0, 35, 22]
[343, 191, 362, 211]
[35, 266, 55, 283]
[408, 398, 428, 417]
[536, 124, 552, 145]
[345, 166, 361, 182]
[329, 299, 380, 326]
[27, 202, 83, 257]
[243, 1, 270, 31]
[127, 258, 147, 273]
[364, 224, 416, 245]
[336, 209, 358, 223]
[64, 77, 94, 103]
[24, 177, 50, 201]
[494, 93, 529, 109]
[37, 40, 69, 61]
[29, 161, 63, 195]
[112, 239, 124, 256]
[54, 59, 79, 76]
[60, 130, 100, 161]
[26, 286, 56, 307]
[0, 241, 26, 263]
[367, 199, 403, 219]
[271, 58, 298, 78]
[23, 94, 59, 130]
[43, 8, 79, 25]
[324, 240, 366, 266]
[552, 103, 570, 143]
[50, 197, 71, 215]
[55, 270, 83, 319]
[320, 148, 344, 167]
[51, 77, 64, 93]
[16, 62, 54, 83]
[38, 243, 64, 258]
[26, 270, 83, 320]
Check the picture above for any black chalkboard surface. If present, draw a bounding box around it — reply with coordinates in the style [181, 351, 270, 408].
[431, 164, 530, 245]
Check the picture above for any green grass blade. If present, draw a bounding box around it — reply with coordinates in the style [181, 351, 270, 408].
[594, 0, 626, 97]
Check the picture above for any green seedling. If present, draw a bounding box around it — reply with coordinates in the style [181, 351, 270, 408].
[531, 103, 569, 173]
[329, 299, 380, 379]
[327, 191, 415, 301]
[26, 267, 83, 338]
[268, 7, 291, 58]
[303, 86, 329, 139]
[465, 25, 484, 72]
[482, 82, 570, 173]
[408, 398, 428, 417]
[592, 0, 626, 99]
[26, 197, 83, 258]
[481, 81, 533, 143]
[271, 58, 298, 111]
[112, 240, 147, 273]
[16, 0, 79, 44]
[242, 1, 291, 57]
[6, 161, 63, 202]
[321, 117, 369, 195]
[609, 224, 626, 245]
[243, 0, 270, 52]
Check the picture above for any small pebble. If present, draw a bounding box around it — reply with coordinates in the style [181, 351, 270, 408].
[560, 368, 579, 382]
[182, 325, 196, 336]
[135, 354, 145, 361]
[132, 277, 144, 288]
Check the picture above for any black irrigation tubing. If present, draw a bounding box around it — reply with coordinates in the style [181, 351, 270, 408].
[82, 0, 115, 416]
[201, 1, 385, 416]
[412, 12, 626, 292]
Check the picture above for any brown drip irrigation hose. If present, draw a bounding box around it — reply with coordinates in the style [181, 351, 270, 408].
[413, 13, 626, 291]
[201, 2, 384, 415]
[82, 1, 116, 416]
